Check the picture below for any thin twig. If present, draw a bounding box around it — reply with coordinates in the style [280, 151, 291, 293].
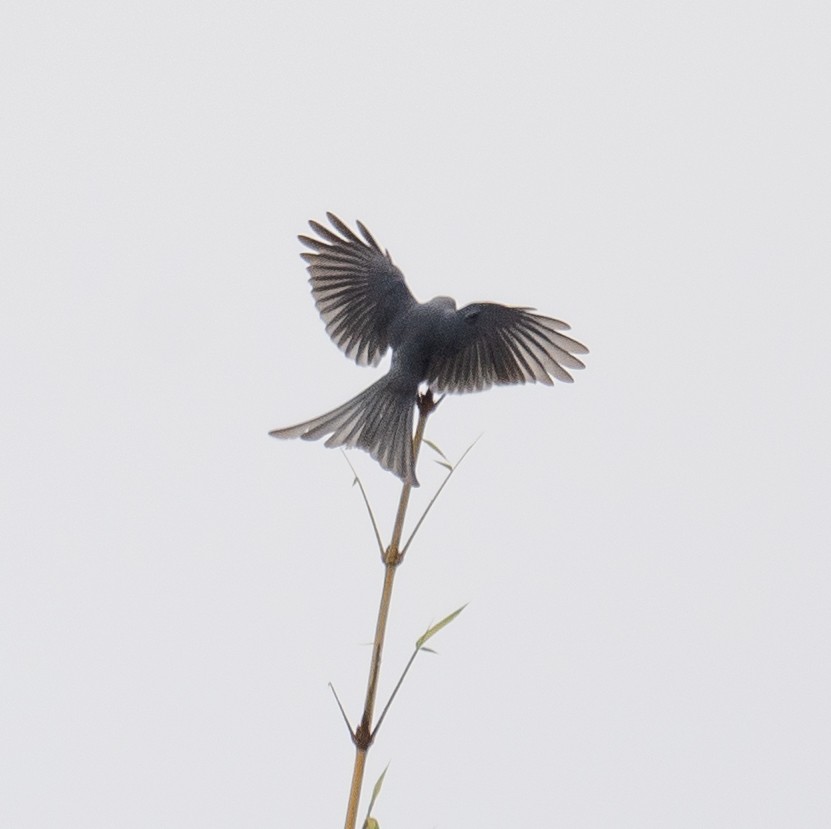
[370, 649, 419, 740]
[401, 435, 481, 557]
[329, 682, 355, 740]
[341, 452, 384, 557]
[373, 603, 468, 740]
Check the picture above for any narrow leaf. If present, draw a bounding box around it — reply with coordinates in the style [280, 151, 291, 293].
[363, 764, 389, 827]
[416, 604, 468, 649]
[423, 438, 448, 461]
[369, 765, 388, 806]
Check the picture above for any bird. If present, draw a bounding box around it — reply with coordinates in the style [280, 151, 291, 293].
[269, 213, 588, 486]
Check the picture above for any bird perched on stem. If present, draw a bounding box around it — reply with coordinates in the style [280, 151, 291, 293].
[270, 213, 588, 486]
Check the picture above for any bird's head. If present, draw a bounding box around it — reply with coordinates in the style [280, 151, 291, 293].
[426, 295, 458, 313]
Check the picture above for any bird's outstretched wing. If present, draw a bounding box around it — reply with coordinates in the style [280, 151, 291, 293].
[299, 213, 418, 367]
[427, 303, 589, 393]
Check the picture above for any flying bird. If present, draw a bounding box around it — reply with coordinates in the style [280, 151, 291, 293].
[270, 213, 588, 485]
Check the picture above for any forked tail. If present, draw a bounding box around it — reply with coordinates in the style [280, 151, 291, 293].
[269, 376, 420, 485]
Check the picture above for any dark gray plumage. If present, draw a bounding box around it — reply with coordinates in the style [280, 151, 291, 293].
[270, 213, 588, 485]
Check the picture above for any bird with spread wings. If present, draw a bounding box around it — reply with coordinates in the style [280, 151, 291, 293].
[270, 213, 588, 485]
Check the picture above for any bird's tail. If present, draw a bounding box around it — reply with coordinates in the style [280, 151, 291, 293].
[269, 376, 419, 485]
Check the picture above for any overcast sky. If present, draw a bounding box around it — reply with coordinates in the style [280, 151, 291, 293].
[2, 1, 830, 826]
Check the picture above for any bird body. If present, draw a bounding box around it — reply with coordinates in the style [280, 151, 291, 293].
[270, 214, 588, 485]
[389, 297, 458, 377]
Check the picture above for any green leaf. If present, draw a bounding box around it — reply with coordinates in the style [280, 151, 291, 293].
[416, 604, 468, 649]
[369, 765, 388, 806]
[363, 764, 389, 827]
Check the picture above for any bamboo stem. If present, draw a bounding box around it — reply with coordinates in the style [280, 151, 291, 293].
[343, 391, 436, 829]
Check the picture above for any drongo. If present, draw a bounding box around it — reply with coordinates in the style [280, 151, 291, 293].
[270, 214, 588, 485]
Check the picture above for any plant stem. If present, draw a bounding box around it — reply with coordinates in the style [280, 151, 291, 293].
[343, 391, 436, 829]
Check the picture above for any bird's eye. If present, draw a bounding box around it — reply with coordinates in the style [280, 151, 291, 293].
[465, 310, 479, 322]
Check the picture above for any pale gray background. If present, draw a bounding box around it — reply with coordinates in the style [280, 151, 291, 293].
[2, 1, 829, 826]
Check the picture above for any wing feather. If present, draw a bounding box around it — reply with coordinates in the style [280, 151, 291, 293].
[299, 213, 417, 366]
[428, 303, 588, 393]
